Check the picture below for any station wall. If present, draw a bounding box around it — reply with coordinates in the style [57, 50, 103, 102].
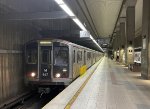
[0, 21, 39, 104]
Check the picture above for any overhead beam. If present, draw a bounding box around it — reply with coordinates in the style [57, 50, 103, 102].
[75, 0, 98, 38]
[112, 0, 126, 35]
[40, 29, 80, 36]
[112, 0, 137, 37]
[78, 37, 92, 41]
[125, 0, 137, 7]
[111, 0, 126, 43]
[0, 11, 70, 20]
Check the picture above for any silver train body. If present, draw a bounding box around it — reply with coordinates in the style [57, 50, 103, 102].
[24, 39, 103, 88]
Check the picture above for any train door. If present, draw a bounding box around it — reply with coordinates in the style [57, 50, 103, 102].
[72, 48, 77, 78]
[92, 53, 94, 64]
[84, 50, 86, 65]
[91, 53, 93, 64]
[40, 46, 51, 80]
[87, 52, 91, 68]
[93, 53, 95, 63]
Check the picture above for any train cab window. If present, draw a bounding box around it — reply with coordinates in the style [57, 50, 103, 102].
[54, 46, 69, 66]
[26, 42, 38, 64]
[73, 50, 76, 63]
[26, 49, 37, 64]
[42, 49, 50, 63]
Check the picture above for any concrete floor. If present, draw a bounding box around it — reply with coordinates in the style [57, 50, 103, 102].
[72, 57, 150, 109]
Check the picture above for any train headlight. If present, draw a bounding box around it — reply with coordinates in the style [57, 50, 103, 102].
[55, 73, 61, 78]
[62, 68, 67, 72]
[31, 72, 36, 77]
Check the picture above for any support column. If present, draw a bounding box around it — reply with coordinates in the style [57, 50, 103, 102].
[119, 22, 126, 64]
[141, 0, 150, 79]
[113, 36, 117, 60]
[125, 6, 135, 65]
[116, 30, 120, 62]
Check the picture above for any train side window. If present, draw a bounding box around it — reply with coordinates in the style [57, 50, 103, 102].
[84, 51, 86, 64]
[87, 52, 91, 60]
[27, 49, 37, 64]
[73, 50, 76, 63]
[77, 51, 82, 63]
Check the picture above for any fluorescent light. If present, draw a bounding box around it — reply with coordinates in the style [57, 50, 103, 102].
[55, 0, 75, 16]
[73, 18, 87, 31]
[89, 35, 94, 40]
[134, 47, 142, 49]
[59, 4, 75, 16]
[40, 41, 52, 44]
[90, 35, 104, 52]
[103, 44, 107, 45]
[55, 0, 64, 4]
[55, 0, 86, 30]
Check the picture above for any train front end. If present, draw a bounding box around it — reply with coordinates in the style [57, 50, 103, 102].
[25, 40, 72, 91]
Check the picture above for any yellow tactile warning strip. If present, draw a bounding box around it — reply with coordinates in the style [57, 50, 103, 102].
[64, 58, 103, 109]
[79, 65, 87, 76]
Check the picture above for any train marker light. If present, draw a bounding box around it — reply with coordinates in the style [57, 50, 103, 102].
[62, 68, 67, 72]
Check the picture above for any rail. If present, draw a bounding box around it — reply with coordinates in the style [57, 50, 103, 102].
[0, 91, 33, 109]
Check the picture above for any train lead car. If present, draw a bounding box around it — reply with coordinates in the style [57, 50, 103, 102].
[24, 38, 103, 93]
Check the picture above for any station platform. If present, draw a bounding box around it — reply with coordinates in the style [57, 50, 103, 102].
[42, 57, 150, 109]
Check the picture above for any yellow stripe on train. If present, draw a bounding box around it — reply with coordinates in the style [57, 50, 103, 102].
[79, 65, 87, 76]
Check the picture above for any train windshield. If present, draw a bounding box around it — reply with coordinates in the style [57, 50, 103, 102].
[26, 43, 37, 64]
[54, 46, 68, 66]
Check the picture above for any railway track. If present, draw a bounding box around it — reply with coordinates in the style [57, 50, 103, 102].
[0, 91, 33, 109]
[0, 87, 64, 109]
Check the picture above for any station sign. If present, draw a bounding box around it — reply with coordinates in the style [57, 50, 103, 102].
[134, 52, 141, 63]
[80, 31, 90, 38]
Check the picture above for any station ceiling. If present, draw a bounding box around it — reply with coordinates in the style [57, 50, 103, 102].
[0, 0, 143, 51]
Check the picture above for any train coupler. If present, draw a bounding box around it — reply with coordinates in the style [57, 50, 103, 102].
[38, 88, 50, 97]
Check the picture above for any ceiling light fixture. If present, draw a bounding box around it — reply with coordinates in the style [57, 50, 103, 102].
[55, 0, 64, 4]
[55, 0, 75, 16]
[54, 0, 104, 52]
[90, 35, 104, 52]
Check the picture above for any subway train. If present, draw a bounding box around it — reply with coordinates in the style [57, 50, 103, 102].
[24, 38, 103, 93]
